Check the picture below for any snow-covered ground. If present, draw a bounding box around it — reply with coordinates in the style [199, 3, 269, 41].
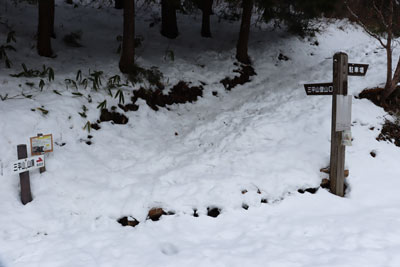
[1, 1, 400, 266]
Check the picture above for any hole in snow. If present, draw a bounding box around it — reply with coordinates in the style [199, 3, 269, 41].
[148, 208, 166, 221]
[297, 187, 318, 194]
[117, 216, 139, 227]
[147, 208, 174, 221]
[207, 207, 221, 218]
[193, 209, 199, 217]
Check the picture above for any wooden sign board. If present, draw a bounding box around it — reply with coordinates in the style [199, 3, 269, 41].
[13, 155, 45, 174]
[304, 83, 333, 95]
[348, 63, 368, 76]
[30, 134, 53, 155]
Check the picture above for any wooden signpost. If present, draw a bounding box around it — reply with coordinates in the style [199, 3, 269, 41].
[16, 145, 33, 205]
[13, 133, 52, 205]
[304, 52, 368, 197]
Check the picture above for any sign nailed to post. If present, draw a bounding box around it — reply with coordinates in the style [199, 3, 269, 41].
[13, 155, 45, 174]
[348, 63, 369, 76]
[304, 83, 333, 95]
[336, 95, 352, 132]
[30, 134, 53, 156]
[303, 54, 369, 197]
[304, 63, 369, 96]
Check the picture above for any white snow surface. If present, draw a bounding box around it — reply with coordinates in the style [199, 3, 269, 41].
[1, 1, 400, 266]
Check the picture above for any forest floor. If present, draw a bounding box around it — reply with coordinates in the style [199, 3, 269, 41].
[1, 1, 400, 266]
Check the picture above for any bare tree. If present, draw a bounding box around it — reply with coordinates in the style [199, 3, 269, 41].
[201, 0, 213, 37]
[37, 0, 53, 57]
[115, 0, 123, 9]
[346, 0, 400, 101]
[236, 0, 253, 64]
[119, 0, 135, 73]
[161, 0, 179, 39]
[50, 0, 55, 38]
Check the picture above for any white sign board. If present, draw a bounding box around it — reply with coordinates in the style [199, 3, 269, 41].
[13, 155, 45, 174]
[336, 95, 352, 132]
[342, 129, 352, 146]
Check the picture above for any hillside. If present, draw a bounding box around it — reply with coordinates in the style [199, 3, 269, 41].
[1, 1, 400, 266]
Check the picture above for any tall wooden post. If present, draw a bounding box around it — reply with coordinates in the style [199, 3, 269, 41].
[329, 53, 348, 197]
[17, 145, 33, 205]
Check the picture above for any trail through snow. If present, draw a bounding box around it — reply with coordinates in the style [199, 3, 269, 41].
[0, 1, 400, 266]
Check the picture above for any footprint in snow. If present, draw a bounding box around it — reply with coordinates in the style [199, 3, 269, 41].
[160, 242, 179, 255]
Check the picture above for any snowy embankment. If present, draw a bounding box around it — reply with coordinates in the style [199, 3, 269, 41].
[1, 1, 400, 266]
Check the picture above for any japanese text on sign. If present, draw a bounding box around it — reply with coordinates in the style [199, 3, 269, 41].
[304, 83, 334, 95]
[13, 155, 45, 174]
[348, 63, 369, 76]
[30, 134, 53, 155]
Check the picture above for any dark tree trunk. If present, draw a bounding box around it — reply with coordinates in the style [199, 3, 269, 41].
[385, 36, 392, 91]
[119, 0, 135, 73]
[381, 0, 395, 101]
[383, 55, 400, 100]
[115, 0, 123, 9]
[236, 0, 253, 64]
[161, 0, 179, 39]
[201, 0, 213, 37]
[390, 56, 400, 89]
[50, 0, 56, 38]
[37, 0, 53, 57]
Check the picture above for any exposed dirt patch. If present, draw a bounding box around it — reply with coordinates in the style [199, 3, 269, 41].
[90, 123, 101, 130]
[147, 207, 175, 221]
[99, 108, 128, 124]
[118, 103, 139, 112]
[320, 178, 330, 189]
[358, 88, 400, 147]
[377, 120, 400, 147]
[118, 216, 140, 227]
[220, 63, 256, 91]
[358, 87, 400, 114]
[132, 81, 203, 111]
[147, 208, 166, 221]
[319, 178, 348, 193]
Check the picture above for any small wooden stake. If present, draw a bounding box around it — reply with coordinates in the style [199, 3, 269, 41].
[17, 144, 33, 205]
[329, 53, 348, 197]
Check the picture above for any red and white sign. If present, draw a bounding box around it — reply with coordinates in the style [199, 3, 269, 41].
[13, 155, 45, 174]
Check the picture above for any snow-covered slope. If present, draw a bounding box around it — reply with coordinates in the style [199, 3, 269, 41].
[1, 1, 400, 266]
